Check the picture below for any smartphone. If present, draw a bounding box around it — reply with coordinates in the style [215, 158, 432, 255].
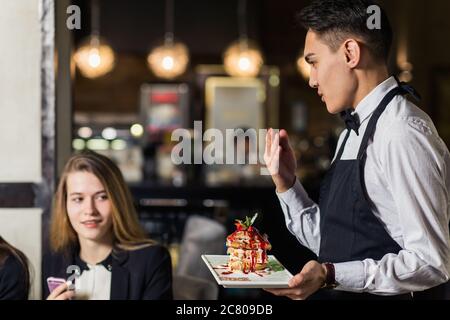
[47, 277, 67, 293]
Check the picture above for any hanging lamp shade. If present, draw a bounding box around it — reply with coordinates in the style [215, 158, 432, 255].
[147, 0, 189, 79]
[223, 38, 263, 77]
[74, 35, 115, 79]
[147, 39, 189, 79]
[73, 0, 115, 79]
[223, 0, 263, 78]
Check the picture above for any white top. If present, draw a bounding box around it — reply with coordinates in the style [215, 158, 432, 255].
[75, 263, 112, 300]
[277, 76, 450, 295]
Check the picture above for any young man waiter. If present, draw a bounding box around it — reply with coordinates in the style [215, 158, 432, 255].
[264, 0, 450, 300]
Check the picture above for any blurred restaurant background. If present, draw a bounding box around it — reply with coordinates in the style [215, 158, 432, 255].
[0, 0, 449, 299]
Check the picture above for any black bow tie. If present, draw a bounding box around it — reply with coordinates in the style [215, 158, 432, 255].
[341, 109, 360, 135]
[339, 78, 421, 136]
[340, 80, 421, 136]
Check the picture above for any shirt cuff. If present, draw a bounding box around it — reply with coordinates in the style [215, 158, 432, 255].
[333, 261, 365, 293]
[276, 178, 314, 210]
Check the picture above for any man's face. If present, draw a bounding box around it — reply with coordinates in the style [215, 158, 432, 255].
[304, 30, 357, 114]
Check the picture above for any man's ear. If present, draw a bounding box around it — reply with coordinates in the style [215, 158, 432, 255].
[343, 39, 361, 68]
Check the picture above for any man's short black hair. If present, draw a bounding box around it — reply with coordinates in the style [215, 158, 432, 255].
[298, 0, 392, 62]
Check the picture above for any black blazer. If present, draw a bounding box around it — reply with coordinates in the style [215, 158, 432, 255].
[42, 245, 173, 300]
[0, 255, 29, 300]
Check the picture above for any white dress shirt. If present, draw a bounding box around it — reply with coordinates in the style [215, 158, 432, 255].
[277, 76, 450, 295]
[75, 263, 111, 300]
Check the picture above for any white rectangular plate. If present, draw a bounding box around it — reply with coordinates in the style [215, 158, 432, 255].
[202, 255, 293, 288]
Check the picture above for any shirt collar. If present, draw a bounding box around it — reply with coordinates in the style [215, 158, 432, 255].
[352, 76, 399, 124]
[74, 252, 113, 272]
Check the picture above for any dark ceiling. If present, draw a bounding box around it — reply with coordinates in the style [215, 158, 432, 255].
[67, 0, 450, 146]
[71, 0, 307, 64]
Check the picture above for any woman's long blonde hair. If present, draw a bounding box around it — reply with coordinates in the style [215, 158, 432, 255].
[50, 151, 154, 253]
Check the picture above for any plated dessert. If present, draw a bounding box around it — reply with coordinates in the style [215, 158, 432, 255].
[226, 214, 272, 273]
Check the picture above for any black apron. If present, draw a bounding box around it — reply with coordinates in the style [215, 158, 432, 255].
[313, 81, 423, 300]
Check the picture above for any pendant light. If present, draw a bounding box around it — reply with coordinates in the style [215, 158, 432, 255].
[73, 0, 115, 79]
[223, 0, 264, 78]
[147, 0, 189, 79]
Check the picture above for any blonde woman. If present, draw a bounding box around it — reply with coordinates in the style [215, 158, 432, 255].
[43, 151, 172, 300]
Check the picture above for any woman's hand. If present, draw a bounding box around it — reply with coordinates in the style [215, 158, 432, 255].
[46, 282, 75, 300]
